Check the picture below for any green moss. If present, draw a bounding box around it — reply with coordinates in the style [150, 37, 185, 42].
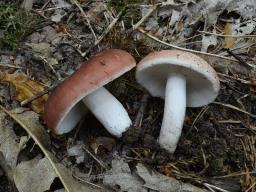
[0, 4, 41, 49]
[106, 0, 142, 28]
[106, 0, 141, 12]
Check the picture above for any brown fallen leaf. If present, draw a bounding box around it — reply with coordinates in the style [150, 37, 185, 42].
[2, 72, 48, 114]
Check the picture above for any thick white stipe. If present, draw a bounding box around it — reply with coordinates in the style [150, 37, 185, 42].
[158, 74, 186, 153]
[82, 87, 132, 137]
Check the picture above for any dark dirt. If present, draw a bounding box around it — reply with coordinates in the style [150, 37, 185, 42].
[0, 175, 13, 192]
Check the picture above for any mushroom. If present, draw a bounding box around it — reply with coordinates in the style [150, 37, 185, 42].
[44, 49, 136, 137]
[136, 50, 220, 153]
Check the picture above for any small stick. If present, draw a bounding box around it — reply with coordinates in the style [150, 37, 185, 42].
[72, 172, 104, 189]
[0, 51, 15, 55]
[39, 56, 62, 80]
[156, 1, 186, 7]
[72, 118, 86, 144]
[212, 102, 256, 118]
[82, 146, 108, 170]
[217, 73, 251, 84]
[226, 49, 254, 69]
[203, 183, 230, 192]
[39, 0, 50, 10]
[213, 171, 256, 178]
[198, 30, 256, 38]
[32, 9, 49, 19]
[176, 34, 202, 45]
[218, 120, 241, 124]
[133, 93, 150, 127]
[219, 42, 256, 56]
[20, 86, 56, 106]
[245, 182, 256, 192]
[0, 63, 23, 69]
[137, 28, 239, 63]
[94, 8, 125, 46]
[132, 5, 157, 30]
[71, 0, 97, 41]
[185, 106, 209, 136]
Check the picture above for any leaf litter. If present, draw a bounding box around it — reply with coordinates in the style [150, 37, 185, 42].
[0, 110, 24, 180]
[14, 156, 57, 192]
[1, 72, 48, 114]
[103, 156, 207, 192]
[0, 106, 105, 192]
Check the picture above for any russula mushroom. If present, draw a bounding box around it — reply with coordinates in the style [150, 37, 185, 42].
[44, 49, 136, 137]
[136, 50, 220, 153]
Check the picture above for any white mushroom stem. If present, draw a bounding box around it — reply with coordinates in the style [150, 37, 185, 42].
[158, 74, 186, 153]
[82, 87, 131, 137]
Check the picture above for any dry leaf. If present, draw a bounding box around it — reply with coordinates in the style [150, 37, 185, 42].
[67, 142, 85, 164]
[227, 0, 256, 19]
[0, 110, 25, 179]
[14, 156, 57, 192]
[52, 0, 71, 8]
[169, 10, 181, 27]
[0, 106, 105, 192]
[136, 163, 207, 192]
[26, 42, 59, 69]
[103, 157, 146, 192]
[2, 73, 48, 114]
[103, 157, 207, 192]
[223, 23, 236, 49]
[201, 34, 217, 52]
[232, 20, 256, 36]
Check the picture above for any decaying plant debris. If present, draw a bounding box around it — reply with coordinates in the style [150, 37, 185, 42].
[0, 0, 255, 192]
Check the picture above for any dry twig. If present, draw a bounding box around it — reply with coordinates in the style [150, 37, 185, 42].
[133, 93, 150, 127]
[72, 173, 104, 189]
[132, 5, 157, 30]
[82, 146, 108, 170]
[185, 106, 209, 137]
[226, 49, 255, 69]
[138, 28, 239, 62]
[203, 183, 230, 192]
[71, 0, 97, 41]
[198, 30, 256, 38]
[20, 86, 55, 106]
[217, 73, 251, 85]
[0, 63, 23, 69]
[212, 102, 256, 118]
[95, 8, 125, 46]
[39, 56, 62, 80]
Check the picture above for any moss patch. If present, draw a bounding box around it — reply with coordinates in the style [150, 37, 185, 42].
[106, 0, 142, 28]
[0, 4, 41, 49]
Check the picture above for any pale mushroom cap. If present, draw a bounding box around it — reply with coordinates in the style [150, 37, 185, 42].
[136, 50, 220, 107]
[44, 49, 136, 133]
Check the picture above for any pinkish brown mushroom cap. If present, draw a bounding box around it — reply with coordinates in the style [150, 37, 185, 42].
[136, 50, 220, 107]
[44, 49, 136, 134]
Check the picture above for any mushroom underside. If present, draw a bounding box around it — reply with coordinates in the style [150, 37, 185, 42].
[136, 59, 220, 153]
[56, 87, 131, 137]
